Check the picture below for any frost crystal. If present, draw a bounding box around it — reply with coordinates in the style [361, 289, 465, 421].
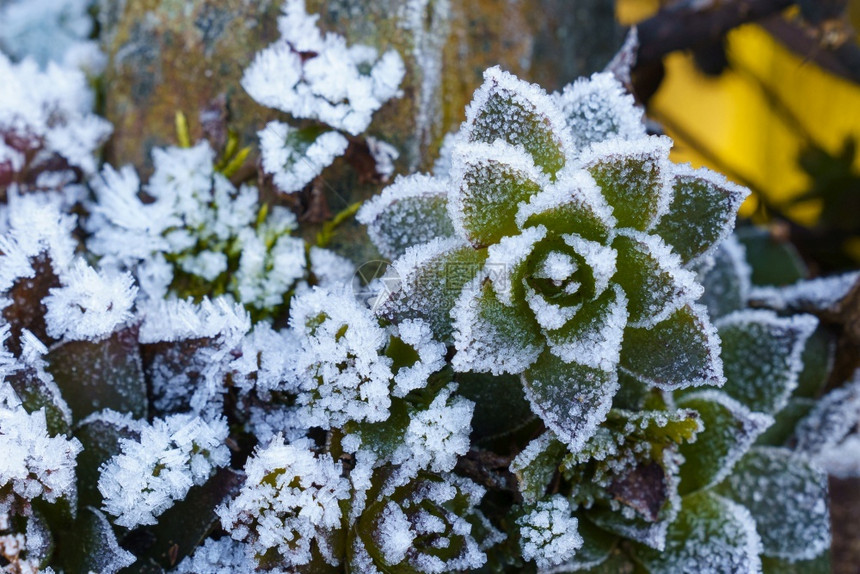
[43, 260, 137, 341]
[217, 436, 351, 568]
[98, 414, 230, 528]
[0, 52, 111, 181]
[290, 287, 395, 428]
[258, 121, 349, 193]
[242, 0, 405, 136]
[0, 404, 81, 503]
[395, 384, 473, 474]
[516, 496, 582, 569]
[88, 142, 307, 313]
[174, 537, 258, 574]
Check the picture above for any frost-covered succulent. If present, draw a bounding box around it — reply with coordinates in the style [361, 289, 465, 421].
[243, 0, 404, 193]
[361, 67, 747, 451]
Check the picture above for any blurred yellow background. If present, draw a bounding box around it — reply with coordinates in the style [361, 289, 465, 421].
[617, 0, 860, 230]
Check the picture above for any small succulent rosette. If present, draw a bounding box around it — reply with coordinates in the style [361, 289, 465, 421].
[359, 66, 748, 451]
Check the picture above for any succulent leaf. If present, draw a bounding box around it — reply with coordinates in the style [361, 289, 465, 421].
[450, 140, 545, 247]
[463, 66, 571, 179]
[716, 447, 830, 563]
[634, 491, 763, 574]
[612, 230, 702, 327]
[581, 137, 673, 231]
[652, 165, 749, 265]
[676, 390, 772, 495]
[697, 236, 752, 319]
[357, 174, 455, 259]
[451, 276, 543, 376]
[554, 71, 646, 152]
[510, 431, 567, 504]
[522, 350, 619, 452]
[715, 310, 817, 414]
[619, 303, 723, 391]
[377, 238, 487, 341]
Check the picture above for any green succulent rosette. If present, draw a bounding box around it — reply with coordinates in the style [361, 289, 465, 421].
[359, 67, 748, 451]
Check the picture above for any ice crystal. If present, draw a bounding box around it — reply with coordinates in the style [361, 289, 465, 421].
[516, 496, 583, 569]
[258, 121, 349, 193]
[217, 436, 351, 568]
[0, 402, 81, 503]
[88, 142, 307, 314]
[98, 414, 230, 528]
[0, 52, 111, 184]
[242, 0, 405, 136]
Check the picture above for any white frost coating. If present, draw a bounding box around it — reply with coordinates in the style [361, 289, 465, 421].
[258, 120, 349, 193]
[462, 66, 574, 169]
[562, 232, 619, 296]
[88, 142, 307, 308]
[357, 173, 454, 259]
[795, 370, 860, 478]
[378, 502, 416, 565]
[98, 414, 230, 529]
[451, 272, 543, 376]
[524, 283, 578, 332]
[234, 210, 307, 310]
[0, 405, 81, 503]
[750, 271, 860, 312]
[515, 166, 617, 231]
[242, 0, 405, 135]
[545, 285, 628, 372]
[43, 259, 137, 341]
[217, 436, 351, 568]
[138, 296, 250, 344]
[174, 537, 257, 573]
[579, 136, 674, 229]
[554, 71, 645, 153]
[391, 319, 446, 397]
[0, 197, 77, 300]
[449, 139, 548, 243]
[0, 0, 101, 69]
[0, 52, 111, 176]
[309, 246, 356, 290]
[614, 228, 704, 328]
[290, 287, 396, 428]
[516, 496, 582, 569]
[393, 384, 473, 475]
[230, 323, 301, 395]
[678, 389, 773, 490]
[485, 225, 547, 305]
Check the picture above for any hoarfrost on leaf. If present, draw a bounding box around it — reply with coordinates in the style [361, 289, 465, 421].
[217, 436, 351, 568]
[242, 0, 405, 136]
[258, 121, 349, 193]
[717, 447, 830, 562]
[516, 495, 583, 569]
[98, 413, 230, 528]
[43, 259, 137, 341]
[554, 71, 645, 153]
